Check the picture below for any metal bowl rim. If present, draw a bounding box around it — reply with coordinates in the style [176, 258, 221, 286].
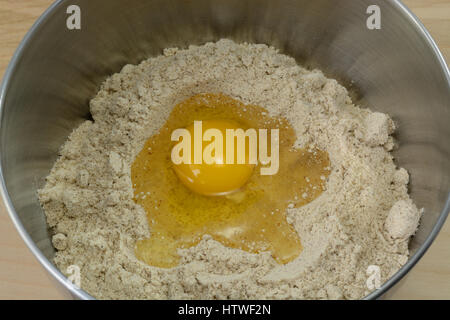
[0, 0, 448, 300]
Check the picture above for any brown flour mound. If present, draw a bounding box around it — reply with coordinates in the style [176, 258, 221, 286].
[38, 39, 421, 300]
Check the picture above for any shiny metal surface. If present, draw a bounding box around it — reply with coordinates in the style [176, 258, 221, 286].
[0, 0, 448, 300]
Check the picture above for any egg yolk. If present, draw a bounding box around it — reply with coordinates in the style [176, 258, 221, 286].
[172, 120, 255, 196]
[132, 93, 330, 268]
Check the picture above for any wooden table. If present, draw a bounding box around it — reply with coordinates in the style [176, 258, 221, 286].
[0, 0, 449, 300]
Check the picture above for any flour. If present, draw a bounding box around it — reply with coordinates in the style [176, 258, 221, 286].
[385, 200, 422, 240]
[38, 39, 420, 300]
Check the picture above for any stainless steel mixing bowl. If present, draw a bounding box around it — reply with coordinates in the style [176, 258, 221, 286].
[0, 0, 449, 300]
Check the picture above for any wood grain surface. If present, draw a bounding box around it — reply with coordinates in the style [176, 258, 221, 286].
[0, 0, 449, 300]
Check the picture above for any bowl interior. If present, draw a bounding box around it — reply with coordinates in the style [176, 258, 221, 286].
[1, 0, 449, 299]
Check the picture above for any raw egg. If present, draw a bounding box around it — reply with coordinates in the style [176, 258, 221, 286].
[172, 119, 255, 196]
[132, 93, 330, 268]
